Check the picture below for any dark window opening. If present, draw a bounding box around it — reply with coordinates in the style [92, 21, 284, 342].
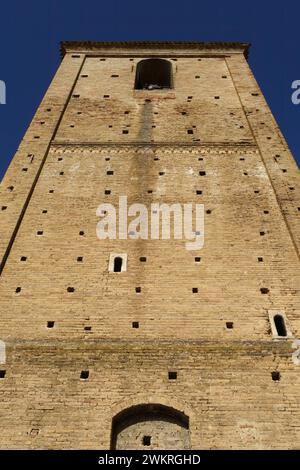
[196, 190, 202, 195]
[77, 257, 83, 262]
[0, 370, 6, 379]
[135, 59, 172, 90]
[107, 170, 114, 175]
[47, 321, 55, 328]
[199, 171, 206, 176]
[132, 322, 139, 329]
[114, 257, 123, 273]
[140, 257, 147, 262]
[195, 257, 201, 262]
[274, 314, 287, 337]
[105, 190, 111, 195]
[226, 322, 234, 329]
[135, 287, 141, 293]
[143, 436, 151, 446]
[192, 288, 198, 293]
[258, 257, 264, 262]
[187, 129, 193, 134]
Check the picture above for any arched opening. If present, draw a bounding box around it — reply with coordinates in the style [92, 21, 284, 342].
[135, 59, 172, 90]
[113, 256, 123, 273]
[111, 403, 190, 450]
[274, 314, 287, 337]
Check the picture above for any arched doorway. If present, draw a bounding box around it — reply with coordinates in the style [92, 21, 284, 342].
[111, 403, 190, 450]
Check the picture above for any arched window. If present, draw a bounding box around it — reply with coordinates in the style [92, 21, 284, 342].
[135, 59, 172, 90]
[108, 253, 127, 273]
[274, 314, 287, 337]
[113, 256, 123, 273]
[111, 403, 190, 450]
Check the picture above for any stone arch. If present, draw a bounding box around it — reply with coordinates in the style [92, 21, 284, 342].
[111, 403, 190, 450]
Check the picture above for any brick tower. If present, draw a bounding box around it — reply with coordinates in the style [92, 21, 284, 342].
[0, 42, 299, 450]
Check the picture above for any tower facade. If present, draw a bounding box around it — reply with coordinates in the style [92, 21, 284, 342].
[0, 42, 299, 449]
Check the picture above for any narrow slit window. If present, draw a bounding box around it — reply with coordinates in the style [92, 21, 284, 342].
[114, 257, 123, 272]
[109, 254, 127, 273]
[274, 314, 287, 337]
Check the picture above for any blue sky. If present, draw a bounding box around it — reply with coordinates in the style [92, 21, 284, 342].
[0, 0, 299, 179]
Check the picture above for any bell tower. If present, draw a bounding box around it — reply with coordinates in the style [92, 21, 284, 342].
[0, 42, 299, 449]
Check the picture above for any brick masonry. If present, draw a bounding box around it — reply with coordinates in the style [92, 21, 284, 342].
[0, 42, 299, 449]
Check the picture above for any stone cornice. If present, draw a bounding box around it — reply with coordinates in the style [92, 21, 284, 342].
[60, 41, 250, 60]
[50, 141, 258, 155]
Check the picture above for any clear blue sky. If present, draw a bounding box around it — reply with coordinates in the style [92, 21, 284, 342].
[0, 0, 299, 179]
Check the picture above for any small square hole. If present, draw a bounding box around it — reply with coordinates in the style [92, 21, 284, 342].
[226, 322, 234, 329]
[107, 170, 114, 175]
[47, 321, 55, 328]
[42, 210, 48, 214]
[80, 371, 89, 380]
[260, 287, 269, 294]
[15, 287, 22, 294]
[143, 436, 151, 446]
[168, 371, 177, 380]
[258, 257, 264, 262]
[20, 256, 27, 262]
[67, 287, 75, 293]
[77, 257, 83, 262]
[135, 287, 141, 294]
[159, 171, 165, 176]
[84, 326, 92, 331]
[199, 171, 206, 176]
[79, 231, 85, 236]
[0, 370, 6, 379]
[132, 322, 139, 329]
[105, 190, 111, 195]
[122, 130, 129, 134]
[49, 190, 54, 194]
[1, 206, 7, 211]
[196, 190, 202, 195]
[187, 129, 193, 134]
[195, 257, 201, 263]
[192, 288, 198, 293]
[37, 231, 43, 236]
[271, 371, 280, 381]
[260, 231, 265, 236]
